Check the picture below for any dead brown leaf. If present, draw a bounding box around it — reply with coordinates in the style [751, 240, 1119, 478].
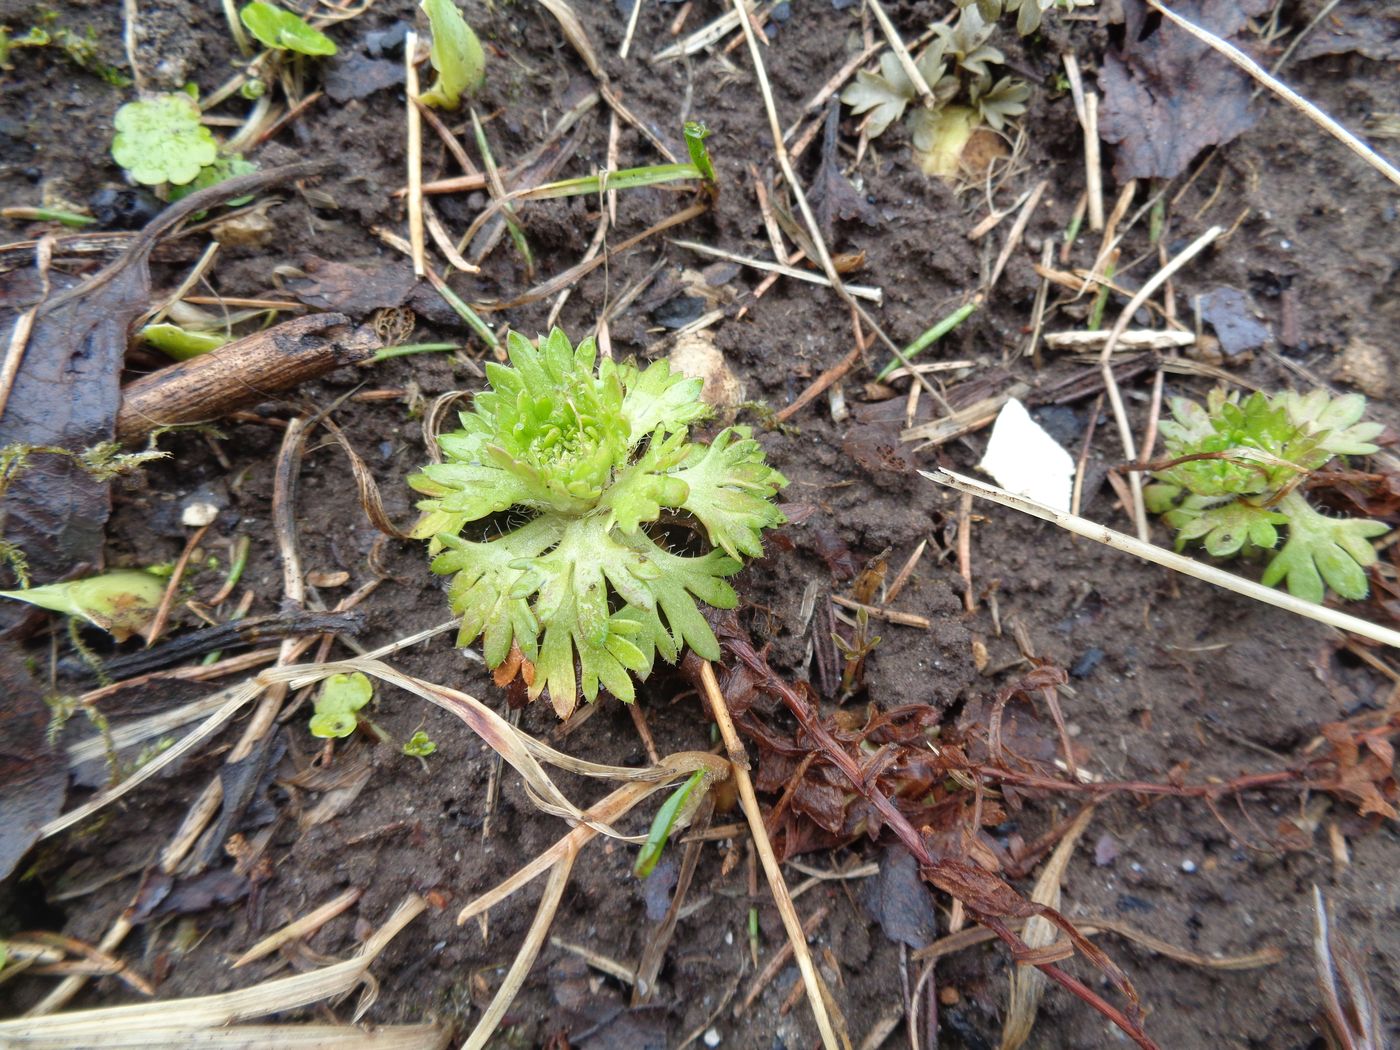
[1099, 0, 1272, 180]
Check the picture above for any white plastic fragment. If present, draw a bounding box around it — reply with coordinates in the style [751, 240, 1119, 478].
[976, 398, 1076, 513]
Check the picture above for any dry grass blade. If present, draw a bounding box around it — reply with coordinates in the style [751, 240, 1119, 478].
[0, 1022, 450, 1050]
[404, 30, 425, 277]
[488, 201, 708, 309]
[651, 0, 754, 62]
[454, 781, 663, 925]
[1313, 886, 1385, 1050]
[0, 234, 53, 420]
[671, 239, 883, 302]
[266, 659, 726, 831]
[233, 887, 365, 968]
[38, 678, 265, 840]
[914, 916, 1283, 971]
[1098, 225, 1222, 541]
[0, 896, 426, 1043]
[315, 418, 414, 539]
[1001, 808, 1095, 1050]
[698, 661, 846, 1050]
[921, 468, 1400, 650]
[536, 0, 604, 80]
[462, 847, 577, 1050]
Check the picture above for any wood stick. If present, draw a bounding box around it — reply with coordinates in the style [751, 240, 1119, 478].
[116, 314, 380, 445]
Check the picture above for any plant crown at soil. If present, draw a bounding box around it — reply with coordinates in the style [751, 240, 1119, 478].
[840, 7, 1029, 176]
[409, 328, 787, 716]
[1145, 387, 1390, 603]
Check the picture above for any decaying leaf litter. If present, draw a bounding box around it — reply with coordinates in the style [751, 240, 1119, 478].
[1, 0, 1399, 1046]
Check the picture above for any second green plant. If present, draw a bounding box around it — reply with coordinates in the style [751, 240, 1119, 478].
[1146, 387, 1390, 603]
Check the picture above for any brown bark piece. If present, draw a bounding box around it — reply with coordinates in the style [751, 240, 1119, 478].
[116, 313, 381, 445]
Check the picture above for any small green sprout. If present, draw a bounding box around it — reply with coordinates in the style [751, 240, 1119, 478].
[239, 2, 337, 56]
[0, 19, 132, 85]
[1146, 388, 1391, 604]
[634, 770, 709, 878]
[309, 671, 373, 739]
[419, 0, 485, 109]
[167, 155, 258, 203]
[0, 569, 167, 642]
[403, 730, 437, 757]
[110, 95, 218, 186]
[410, 328, 787, 717]
[140, 323, 228, 360]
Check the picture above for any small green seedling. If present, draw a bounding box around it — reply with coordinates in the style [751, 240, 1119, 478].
[140, 323, 229, 360]
[167, 155, 258, 203]
[1146, 387, 1391, 604]
[239, 2, 337, 56]
[0, 19, 132, 85]
[111, 95, 218, 186]
[633, 769, 708, 878]
[840, 8, 1029, 177]
[0, 568, 167, 642]
[419, 0, 485, 110]
[410, 328, 787, 717]
[309, 671, 373, 738]
[403, 730, 437, 757]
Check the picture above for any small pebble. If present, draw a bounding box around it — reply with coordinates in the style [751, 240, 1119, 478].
[1181, 859, 1197, 874]
[703, 1027, 722, 1048]
[182, 501, 219, 527]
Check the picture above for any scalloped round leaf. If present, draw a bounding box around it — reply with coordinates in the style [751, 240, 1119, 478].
[111, 96, 218, 186]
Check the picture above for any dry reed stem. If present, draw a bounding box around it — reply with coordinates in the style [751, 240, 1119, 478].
[145, 522, 211, 647]
[1083, 93, 1104, 232]
[1098, 225, 1222, 540]
[986, 180, 1047, 293]
[463, 848, 577, 1050]
[923, 468, 1400, 650]
[671, 239, 883, 302]
[2, 896, 426, 1044]
[865, 0, 936, 102]
[404, 31, 425, 277]
[233, 887, 365, 968]
[698, 661, 843, 1050]
[1147, 0, 1400, 188]
[1001, 807, 1095, 1050]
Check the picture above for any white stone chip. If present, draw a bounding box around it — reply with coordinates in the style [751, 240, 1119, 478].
[977, 398, 1076, 512]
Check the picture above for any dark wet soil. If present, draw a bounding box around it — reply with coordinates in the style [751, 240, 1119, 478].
[2, 0, 1399, 1047]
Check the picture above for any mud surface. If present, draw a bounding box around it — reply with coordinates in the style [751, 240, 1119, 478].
[2, 0, 1398, 1047]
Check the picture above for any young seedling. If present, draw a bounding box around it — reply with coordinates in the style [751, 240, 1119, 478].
[418, 0, 485, 110]
[410, 328, 787, 717]
[140, 323, 229, 360]
[308, 670, 374, 739]
[1145, 387, 1390, 603]
[239, 1, 337, 56]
